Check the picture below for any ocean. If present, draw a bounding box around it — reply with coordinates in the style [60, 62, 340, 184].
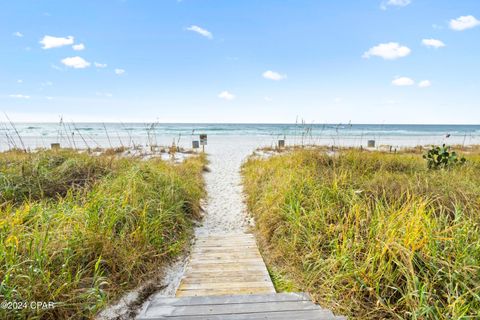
[1, 123, 479, 151]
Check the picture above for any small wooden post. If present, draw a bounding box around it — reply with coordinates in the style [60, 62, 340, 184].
[278, 139, 285, 149]
[367, 140, 375, 148]
[199, 134, 207, 153]
[51, 143, 60, 150]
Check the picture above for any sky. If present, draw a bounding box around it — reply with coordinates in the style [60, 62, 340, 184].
[0, 0, 479, 124]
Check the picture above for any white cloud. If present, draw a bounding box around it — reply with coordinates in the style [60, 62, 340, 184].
[72, 43, 85, 51]
[334, 97, 343, 103]
[262, 70, 287, 81]
[46, 96, 54, 100]
[218, 91, 235, 101]
[40, 35, 74, 49]
[264, 96, 273, 102]
[186, 25, 213, 39]
[422, 38, 446, 48]
[449, 15, 480, 31]
[94, 62, 107, 68]
[381, 0, 411, 10]
[61, 56, 91, 69]
[9, 94, 30, 99]
[17, 79, 23, 84]
[114, 68, 125, 75]
[392, 77, 415, 86]
[418, 80, 432, 88]
[13, 31, 24, 37]
[363, 42, 411, 60]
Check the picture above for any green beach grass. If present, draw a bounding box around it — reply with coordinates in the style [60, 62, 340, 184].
[242, 147, 480, 319]
[0, 149, 206, 319]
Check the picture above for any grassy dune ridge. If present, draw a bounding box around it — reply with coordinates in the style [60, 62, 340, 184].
[0, 150, 206, 319]
[242, 148, 480, 319]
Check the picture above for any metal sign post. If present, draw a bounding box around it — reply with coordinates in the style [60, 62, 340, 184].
[199, 134, 207, 153]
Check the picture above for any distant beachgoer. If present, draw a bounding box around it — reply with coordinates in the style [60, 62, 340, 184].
[446, 133, 451, 138]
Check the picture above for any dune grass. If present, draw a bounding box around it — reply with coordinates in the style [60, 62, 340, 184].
[0, 150, 206, 319]
[242, 148, 480, 319]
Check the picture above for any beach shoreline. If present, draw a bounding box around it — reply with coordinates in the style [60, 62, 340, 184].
[1, 123, 480, 152]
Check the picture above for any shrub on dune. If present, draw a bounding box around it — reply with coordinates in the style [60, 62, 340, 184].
[0, 150, 206, 319]
[243, 148, 480, 319]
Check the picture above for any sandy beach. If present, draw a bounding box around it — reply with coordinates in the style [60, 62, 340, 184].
[6, 132, 480, 153]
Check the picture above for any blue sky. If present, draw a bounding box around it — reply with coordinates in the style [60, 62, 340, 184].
[1, 0, 479, 123]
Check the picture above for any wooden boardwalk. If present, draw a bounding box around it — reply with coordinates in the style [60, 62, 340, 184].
[138, 292, 345, 319]
[137, 232, 345, 319]
[176, 233, 275, 297]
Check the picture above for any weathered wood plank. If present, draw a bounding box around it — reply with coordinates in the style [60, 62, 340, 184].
[195, 235, 255, 241]
[190, 256, 262, 262]
[176, 287, 275, 297]
[192, 248, 261, 253]
[191, 251, 261, 257]
[184, 270, 270, 276]
[184, 265, 267, 272]
[195, 234, 255, 243]
[191, 250, 259, 255]
[189, 259, 265, 265]
[195, 240, 256, 245]
[181, 276, 271, 283]
[193, 244, 257, 248]
[195, 236, 254, 241]
[178, 281, 274, 290]
[196, 234, 255, 238]
[194, 242, 256, 246]
[139, 309, 338, 320]
[145, 300, 321, 317]
[148, 293, 311, 307]
[188, 263, 267, 269]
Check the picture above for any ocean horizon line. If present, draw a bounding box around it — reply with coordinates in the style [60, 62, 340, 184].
[2, 121, 480, 126]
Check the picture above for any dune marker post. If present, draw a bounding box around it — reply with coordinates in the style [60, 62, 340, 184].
[199, 134, 207, 153]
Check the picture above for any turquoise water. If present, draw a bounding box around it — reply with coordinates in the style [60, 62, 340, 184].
[1, 123, 479, 150]
[3, 123, 480, 137]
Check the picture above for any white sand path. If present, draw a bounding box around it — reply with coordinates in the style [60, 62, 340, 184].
[195, 137, 258, 234]
[99, 136, 276, 319]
